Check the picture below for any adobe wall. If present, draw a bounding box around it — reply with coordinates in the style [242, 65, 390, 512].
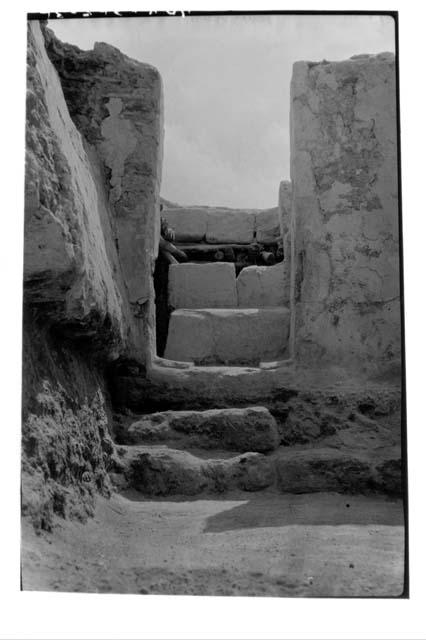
[289, 52, 401, 374]
[44, 24, 164, 361]
[23, 22, 163, 529]
[25, 22, 132, 358]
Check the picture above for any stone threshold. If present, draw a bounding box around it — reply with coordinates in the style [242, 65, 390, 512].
[146, 358, 296, 403]
[152, 355, 294, 371]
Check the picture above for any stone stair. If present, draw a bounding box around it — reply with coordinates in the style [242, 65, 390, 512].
[164, 261, 290, 366]
[131, 210, 402, 501]
[110, 406, 401, 498]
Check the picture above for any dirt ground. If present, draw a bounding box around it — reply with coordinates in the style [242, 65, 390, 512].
[21, 490, 405, 597]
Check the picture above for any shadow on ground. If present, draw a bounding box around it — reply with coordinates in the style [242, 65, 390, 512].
[202, 493, 404, 533]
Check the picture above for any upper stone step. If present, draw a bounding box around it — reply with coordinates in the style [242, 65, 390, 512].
[164, 307, 290, 366]
[117, 406, 280, 453]
[169, 261, 288, 310]
[169, 262, 237, 309]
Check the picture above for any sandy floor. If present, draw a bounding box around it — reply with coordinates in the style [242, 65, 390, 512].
[21, 490, 405, 597]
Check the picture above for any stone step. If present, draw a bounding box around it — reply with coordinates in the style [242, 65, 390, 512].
[164, 307, 290, 365]
[168, 262, 237, 309]
[168, 261, 287, 309]
[113, 445, 275, 495]
[116, 406, 280, 453]
[112, 360, 296, 412]
[110, 443, 401, 497]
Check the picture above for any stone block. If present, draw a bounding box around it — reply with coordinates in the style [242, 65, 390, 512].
[168, 262, 237, 309]
[255, 207, 281, 244]
[237, 263, 286, 307]
[206, 208, 255, 244]
[164, 307, 290, 365]
[162, 207, 208, 242]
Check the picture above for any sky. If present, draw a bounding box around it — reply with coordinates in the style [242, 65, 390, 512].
[49, 14, 395, 208]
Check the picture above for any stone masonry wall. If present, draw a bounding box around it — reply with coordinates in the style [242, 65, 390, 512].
[289, 52, 400, 374]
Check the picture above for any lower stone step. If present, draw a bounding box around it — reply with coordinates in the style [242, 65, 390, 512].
[116, 406, 280, 453]
[111, 444, 401, 497]
[164, 307, 290, 365]
[114, 446, 274, 496]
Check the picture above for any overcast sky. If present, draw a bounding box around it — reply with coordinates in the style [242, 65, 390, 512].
[49, 14, 395, 208]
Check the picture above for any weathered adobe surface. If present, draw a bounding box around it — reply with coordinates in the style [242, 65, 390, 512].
[289, 53, 401, 375]
[23, 22, 163, 530]
[21, 311, 118, 531]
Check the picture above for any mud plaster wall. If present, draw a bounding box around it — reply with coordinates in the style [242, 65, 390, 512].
[44, 24, 164, 362]
[25, 23, 132, 357]
[289, 53, 401, 374]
